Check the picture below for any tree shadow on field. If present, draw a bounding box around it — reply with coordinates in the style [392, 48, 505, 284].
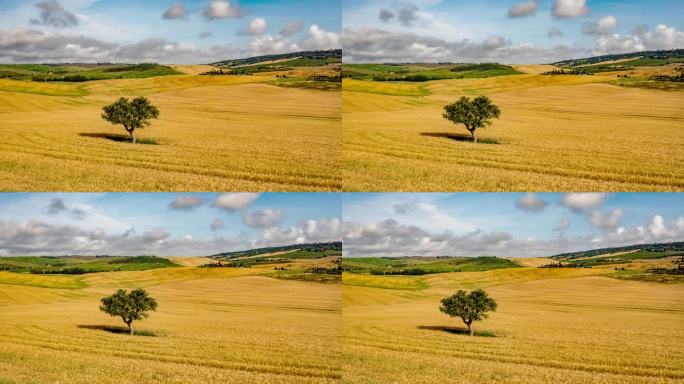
[418, 325, 496, 337]
[420, 132, 500, 145]
[77, 325, 157, 337]
[79, 133, 159, 145]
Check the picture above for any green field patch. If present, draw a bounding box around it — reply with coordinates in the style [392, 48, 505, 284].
[343, 63, 521, 82]
[0, 256, 178, 275]
[343, 256, 520, 275]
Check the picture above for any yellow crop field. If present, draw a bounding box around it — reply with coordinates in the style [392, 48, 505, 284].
[0, 71, 341, 192]
[0, 265, 341, 384]
[342, 264, 684, 384]
[342, 72, 684, 191]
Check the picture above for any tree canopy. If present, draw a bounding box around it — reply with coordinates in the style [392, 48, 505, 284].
[101, 97, 159, 143]
[100, 288, 158, 335]
[442, 96, 501, 143]
[439, 289, 497, 336]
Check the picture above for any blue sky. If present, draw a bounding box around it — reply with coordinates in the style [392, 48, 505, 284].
[0, 0, 341, 63]
[0, 193, 341, 256]
[343, 193, 684, 257]
[342, 0, 684, 63]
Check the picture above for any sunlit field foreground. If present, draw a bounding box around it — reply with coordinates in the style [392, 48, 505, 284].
[342, 261, 684, 384]
[0, 70, 340, 191]
[342, 69, 684, 191]
[0, 264, 341, 384]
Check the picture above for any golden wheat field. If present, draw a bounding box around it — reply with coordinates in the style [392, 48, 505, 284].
[342, 71, 684, 191]
[0, 264, 341, 384]
[341, 263, 684, 384]
[0, 70, 341, 191]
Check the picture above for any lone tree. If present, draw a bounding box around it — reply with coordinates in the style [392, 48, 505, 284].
[100, 288, 158, 336]
[439, 289, 497, 336]
[101, 97, 159, 143]
[442, 96, 501, 143]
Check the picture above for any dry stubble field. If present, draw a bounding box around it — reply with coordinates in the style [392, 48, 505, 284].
[342, 69, 684, 191]
[342, 264, 684, 384]
[0, 69, 340, 191]
[0, 264, 341, 384]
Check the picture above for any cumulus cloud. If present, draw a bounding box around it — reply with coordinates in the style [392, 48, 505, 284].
[169, 195, 205, 210]
[204, 0, 242, 20]
[342, 27, 586, 64]
[548, 27, 563, 38]
[211, 218, 224, 232]
[552, 0, 590, 18]
[508, 0, 537, 18]
[212, 193, 260, 212]
[46, 198, 67, 215]
[559, 193, 606, 212]
[649, 215, 684, 240]
[249, 24, 339, 56]
[514, 193, 548, 212]
[589, 209, 624, 229]
[0, 220, 248, 256]
[31, 0, 78, 28]
[242, 208, 284, 229]
[343, 214, 684, 257]
[0, 28, 243, 64]
[593, 24, 684, 55]
[280, 20, 303, 37]
[252, 218, 341, 247]
[397, 3, 420, 26]
[299, 24, 340, 51]
[162, 2, 187, 20]
[246, 17, 267, 36]
[582, 15, 618, 35]
[249, 34, 298, 55]
[379, 8, 395, 22]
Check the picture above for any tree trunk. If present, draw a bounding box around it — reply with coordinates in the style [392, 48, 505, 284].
[127, 128, 136, 144]
[469, 128, 477, 143]
[468, 324, 473, 336]
[126, 321, 134, 336]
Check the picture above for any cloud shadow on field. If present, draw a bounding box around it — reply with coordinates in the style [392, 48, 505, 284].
[77, 324, 157, 336]
[79, 133, 159, 145]
[420, 132, 501, 144]
[418, 325, 496, 337]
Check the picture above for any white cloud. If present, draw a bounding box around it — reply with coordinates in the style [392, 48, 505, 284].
[300, 24, 340, 51]
[514, 193, 548, 212]
[169, 195, 205, 210]
[582, 15, 617, 35]
[212, 193, 260, 212]
[242, 208, 284, 229]
[593, 24, 684, 55]
[162, 2, 187, 20]
[204, 0, 242, 20]
[589, 209, 623, 229]
[0, 28, 241, 64]
[249, 34, 298, 56]
[508, 0, 537, 18]
[552, 0, 590, 18]
[342, 27, 586, 64]
[559, 193, 606, 212]
[252, 218, 341, 247]
[247, 17, 267, 36]
[343, 214, 684, 257]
